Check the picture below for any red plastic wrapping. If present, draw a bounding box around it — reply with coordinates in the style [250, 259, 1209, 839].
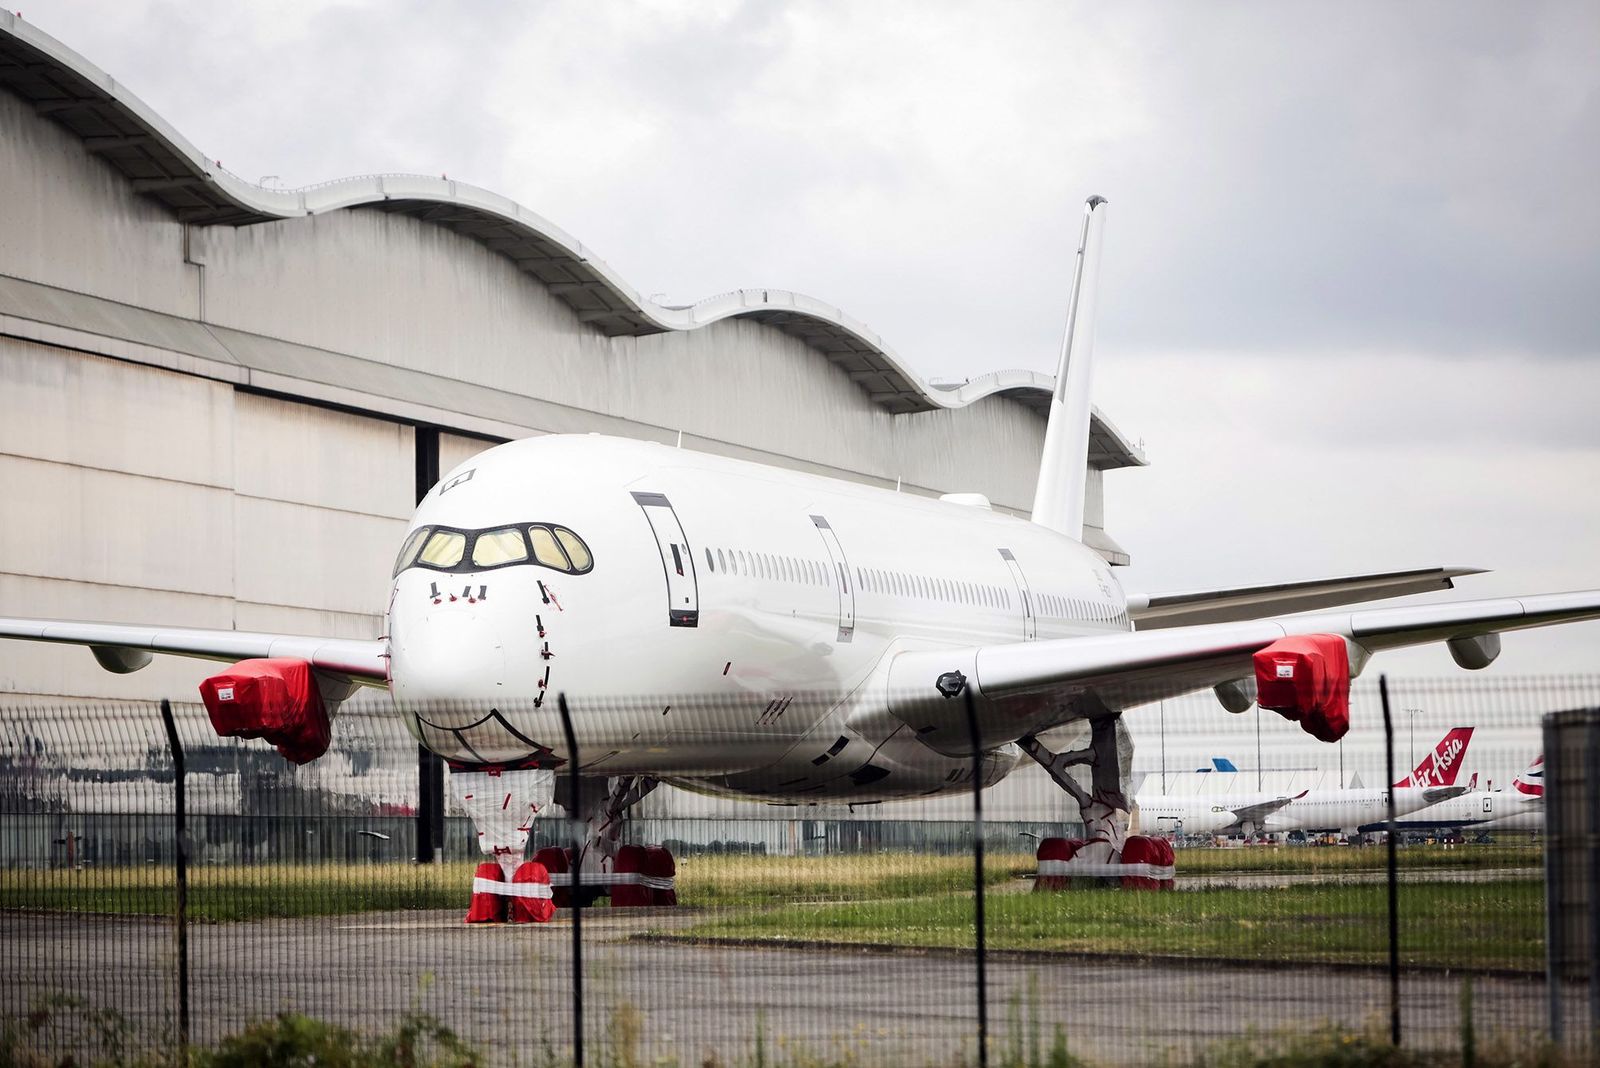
[611, 845, 652, 907]
[1253, 635, 1351, 742]
[198, 658, 331, 764]
[465, 862, 504, 924]
[1119, 835, 1175, 891]
[509, 862, 555, 924]
[644, 845, 677, 907]
[1034, 837, 1085, 892]
[534, 846, 572, 909]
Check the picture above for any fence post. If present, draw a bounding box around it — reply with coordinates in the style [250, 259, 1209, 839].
[157, 700, 189, 1060]
[556, 693, 583, 1068]
[961, 688, 988, 1068]
[1586, 711, 1599, 1048]
[1543, 712, 1563, 1044]
[1378, 676, 1401, 1047]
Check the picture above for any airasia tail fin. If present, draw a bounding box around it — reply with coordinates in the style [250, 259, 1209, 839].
[1394, 726, 1474, 788]
[1512, 755, 1544, 797]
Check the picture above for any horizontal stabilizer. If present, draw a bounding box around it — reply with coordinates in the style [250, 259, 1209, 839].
[1126, 567, 1486, 630]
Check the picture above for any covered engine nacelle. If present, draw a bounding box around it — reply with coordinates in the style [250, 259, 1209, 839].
[198, 657, 333, 764]
[1252, 634, 1351, 743]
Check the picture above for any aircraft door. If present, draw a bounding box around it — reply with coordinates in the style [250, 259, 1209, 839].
[998, 548, 1037, 641]
[810, 515, 855, 643]
[631, 492, 699, 627]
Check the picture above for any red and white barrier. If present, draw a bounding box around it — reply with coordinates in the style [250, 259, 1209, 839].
[465, 861, 505, 923]
[1034, 835, 1176, 891]
[644, 845, 677, 907]
[507, 861, 555, 923]
[1118, 835, 1176, 891]
[532, 844, 677, 907]
[464, 860, 556, 924]
[1033, 837, 1086, 891]
[533, 846, 572, 909]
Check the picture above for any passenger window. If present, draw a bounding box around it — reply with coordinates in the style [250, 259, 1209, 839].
[473, 528, 529, 567]
[705, 548, 715, 571]
[394, 526, 432, 576]
[529, 526, 572, 571]
[418, 530, 466, 568]
[553, 528, 592, 572]
[718, 548, 728, 573]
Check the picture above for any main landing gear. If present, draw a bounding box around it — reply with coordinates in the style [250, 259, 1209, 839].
[1020, 713, 1175, 891]
[458, 769, 677, 923]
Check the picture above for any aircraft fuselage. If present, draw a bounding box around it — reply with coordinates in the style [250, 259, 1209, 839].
[386, 434, 1132, 803]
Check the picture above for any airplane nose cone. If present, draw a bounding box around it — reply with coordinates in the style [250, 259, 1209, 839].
[391, 610, 506, 708]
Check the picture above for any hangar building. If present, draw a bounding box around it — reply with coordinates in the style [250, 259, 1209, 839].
[0, 15, 1144, 832]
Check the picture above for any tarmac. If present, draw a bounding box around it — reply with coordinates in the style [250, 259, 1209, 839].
[2, 906, 1575, 1065]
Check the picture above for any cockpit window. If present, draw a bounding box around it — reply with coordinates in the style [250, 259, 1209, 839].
[555, 528, 591, 572]
[418, 530, 466, 568]
[394, 526, 432, 577]
[528, 526, 571, 571]
[397, 523, 594, 576]
[473, 528, 529, 567]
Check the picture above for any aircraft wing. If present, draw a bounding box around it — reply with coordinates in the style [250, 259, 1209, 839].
[1228, 793, 1305, 825]
[1125, 567, 1485, 630]
[1421, 785, 1470, 805]
[892, 589, 1600, 748]
[0, 617, 389, 687]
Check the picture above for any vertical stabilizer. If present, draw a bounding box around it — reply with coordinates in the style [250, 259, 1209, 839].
[1030, 196, 1109, 538]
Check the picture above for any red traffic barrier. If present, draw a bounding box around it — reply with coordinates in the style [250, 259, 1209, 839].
[610, 845, 652, 907]
[643, 845, 677, 906]
[1034, 837, 1086, 891]
[508, 861, 555, 924]
[533, 847, 572, 909]
[465, 862, 505, 924]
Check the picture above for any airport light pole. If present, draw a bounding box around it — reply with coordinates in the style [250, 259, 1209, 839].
[1404, 708, 1422, 775]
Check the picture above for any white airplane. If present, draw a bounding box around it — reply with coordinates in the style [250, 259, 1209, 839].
[1136, 727, 1474, 838]
[3, 199, 1598, 909]
[1379, 754, 1544, 836]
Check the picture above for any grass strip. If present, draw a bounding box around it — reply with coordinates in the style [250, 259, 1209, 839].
[665, 879, 1546, 972]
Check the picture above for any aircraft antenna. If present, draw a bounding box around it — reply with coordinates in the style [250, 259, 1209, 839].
[1029, 196, 1108, 538]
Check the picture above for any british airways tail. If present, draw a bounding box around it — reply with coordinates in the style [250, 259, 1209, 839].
[1393, 726, 1474, 788]
[1512, 755, 1544, 797]
[1030, 196, 1108, 539]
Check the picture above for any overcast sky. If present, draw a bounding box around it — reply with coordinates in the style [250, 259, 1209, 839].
[25, 1, 1600, 683]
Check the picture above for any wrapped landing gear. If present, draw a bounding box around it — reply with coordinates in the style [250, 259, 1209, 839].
[538, 775, 676, 909]
[456, 770, 676, 918]
[455, 765, 557, 923]
[1022, 714, 1175, 891]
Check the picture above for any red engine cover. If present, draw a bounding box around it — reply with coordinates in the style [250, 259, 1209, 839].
[1253, 635, 1351, 743]
[198, 658, 331, 764]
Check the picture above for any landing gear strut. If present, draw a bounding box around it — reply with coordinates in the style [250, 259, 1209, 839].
[1019, 713, 1131, 863]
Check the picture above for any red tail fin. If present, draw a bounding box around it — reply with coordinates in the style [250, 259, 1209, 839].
[1512, 755, 1544, 797]
[1394, 726, 1474, 788]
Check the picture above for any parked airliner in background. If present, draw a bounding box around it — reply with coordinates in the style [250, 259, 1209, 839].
[1135, 728, 1474, 838]
[3, 198, 1597, 902]
[1378, 755, 1544, 837]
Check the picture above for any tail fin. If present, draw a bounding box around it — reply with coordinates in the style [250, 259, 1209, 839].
[1030, 196, 1109, 538]
[1512, 755, 1544, 797]
[1467, 772, 1478, 790]
[1394, 726, 1474, 788]
[1212, 757, 1238, 772]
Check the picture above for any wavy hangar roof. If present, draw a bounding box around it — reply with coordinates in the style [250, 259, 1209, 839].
[0, 12, 1144, 471]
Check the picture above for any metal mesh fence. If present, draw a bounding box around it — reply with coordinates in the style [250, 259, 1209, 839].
[1, 677, 1594, 1066]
